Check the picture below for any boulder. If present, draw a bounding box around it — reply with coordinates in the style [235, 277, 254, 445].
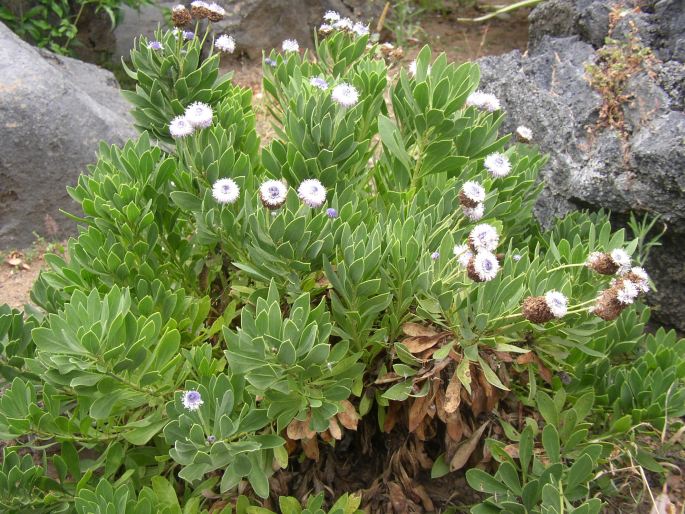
[477, 0, 685, 329]
[0, 22, 136, 249]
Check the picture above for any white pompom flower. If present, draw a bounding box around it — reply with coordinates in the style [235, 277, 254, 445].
[298, 179, 327, 208]
[169, 115, 194, 138]
[215, 34, 235, 53]
[259, 179, 288, 209]
[484, 152, 512, 178]
[282, 39, 299, 52]
[516, 125, 533, 142]
[611, 249, 631, 274]
[184, 102, 213, 128]
[453, 244, 473, 268]
[331, 83, 359, 108]
[462, 181, 486, 203]
[544, 290, 568, 318]
[468, 223, 499, 252]
[465, 90, 501, 112]
[334, 17, 354, 30]
[616, 280, 639, 305]
[628, 266, 650, 292]
[212, 178, 240, 204]
[473, 251, 500, 281]
[352, 22, 369, 36]
[463, 203, 485, 221]
[323, 10, 340, 23]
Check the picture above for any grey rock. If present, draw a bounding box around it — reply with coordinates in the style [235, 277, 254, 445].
[654, 0, 685, 62]
[657, 60, 685, 110]
[113, 2, 177, 60]
[0, 21, 136, 249]
[528, 0, 580, 51]
[577, 1, 611, 48]
[478, 28, 685, 329]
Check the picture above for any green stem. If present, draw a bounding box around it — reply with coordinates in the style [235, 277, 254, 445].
[457, 0, 544, 23]
[547, 262, 587, 273]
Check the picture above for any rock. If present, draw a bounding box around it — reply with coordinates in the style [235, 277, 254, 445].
[577, 0, 611, 48]
[0, 22, 136, 249]
[113, 2, 177, 60]
[479, 2, 685, 329]
[653, 0, 685, 62]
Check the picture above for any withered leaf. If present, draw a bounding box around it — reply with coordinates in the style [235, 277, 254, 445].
[301, 436, 319, 460]
[328, 416, 342, 440]
[444, 373, 462, 414]
[446, 410, 464, 442]
[408, 395, 431, 433]
[449, 421, 489, 471]
[402, 322, 440, 337]
[337, 399, 360, 430]
[402, 336, 443, 354]
[286, 417, 315, 441]
[516, 352, 553, 383]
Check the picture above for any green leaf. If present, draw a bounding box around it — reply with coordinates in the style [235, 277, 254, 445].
[465, 468, 509, 495]
[430, 453, 450, 479]
[542, 425, 561, 464]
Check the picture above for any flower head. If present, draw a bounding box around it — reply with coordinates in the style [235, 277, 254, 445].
[298, 179, 327, 208]
[184, 102, 213, 128]
[319, 23, 334, 35]
[586, 251, 619, 275]
[190, 1, 210, 18]
[206, 435, 216, 444]
[462, 203, 485, 221]
[282, 39, 299, 53]
[513, 254, 522, 261]
[545, 290, 568, 318]
[352, 22, 369, 36]
[484, 153, 511, 178]
[516, 125, 533, 143]
[147, 41, 163, 50]
[331, 83, 359, 107]
[461, 181, 486, 203]
[616, 280, 639, 305]
[259, 179, 288, 209]
[323, 10, 340, 23]
[431, 251, 440, 261]
[169, 115, 194, 138]
[468, 223, 499, 252]
[453, 243, 473, 268]
[212, 178, 240, 204]
[326, 207, 339, 218]
[215, 34, 235, 53]
[207, 2, 225, 21]
[182, 390, 204, 411]
[310, 76, 329, 89]
[626, 266, 650, 292]
[183, 30, 195, 40]
[610, 249, 631, 274]
[334, 17, 354, 30]
[469, 250, 500, 282]
[465, 90, 500, 111]
[264, 57, 277, 67]
[172, 5, 192, 26]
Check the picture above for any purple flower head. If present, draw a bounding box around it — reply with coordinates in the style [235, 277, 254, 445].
[182, 390, 203, 411]
[148, 41, 164, 50]
[206, 435, 216, 444]
[326, 207, 338, 218]
[431, 251, 440, 261]
[183, 31, 195, 40]
[264, 57, 277, 67]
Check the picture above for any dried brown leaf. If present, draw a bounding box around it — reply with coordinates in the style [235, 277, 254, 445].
[301, 436, 319, 460]
[286, 416, 315, 441]
[444, 373, 462, 414]
[446, 410, 464, 442]
[337, 399, 360, 430]
[449, 421, 489, 471]
[402, 336, 442, 354]
[328, 416, 342, 440]
[402, 322, 440, 337]
[408, 395, 431, 433]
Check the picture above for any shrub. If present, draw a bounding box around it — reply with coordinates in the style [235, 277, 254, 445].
[0, 7, 682, 513]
